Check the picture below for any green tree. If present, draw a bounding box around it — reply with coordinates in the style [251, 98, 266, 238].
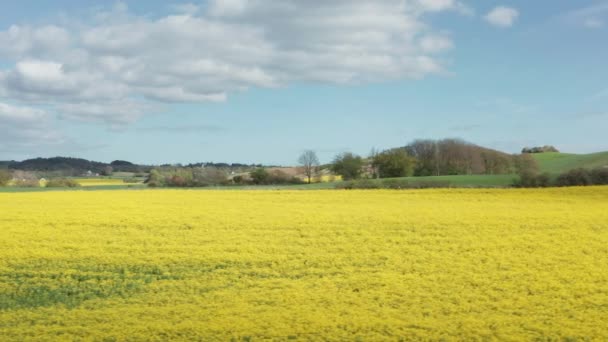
[250, 168, 269, 185]
[146, 169, 163, 187]
[331, 152, 364, 180]
[372, 148, 416, 178]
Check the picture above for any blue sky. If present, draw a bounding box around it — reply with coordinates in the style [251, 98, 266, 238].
[0, 0, 607, 165]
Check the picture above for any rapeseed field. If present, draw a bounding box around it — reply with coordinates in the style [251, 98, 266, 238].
[1, 188, 607, 340]
[75, 178, 129, 187]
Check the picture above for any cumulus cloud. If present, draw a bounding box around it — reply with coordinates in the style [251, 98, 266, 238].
[0, 102, 64, 152]
[484, 6, 519, 28]
[57, 100, 150, 126]
[0, 1, 469, 126]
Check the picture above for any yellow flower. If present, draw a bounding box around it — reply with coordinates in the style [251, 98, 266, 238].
[1, 187, 607, 340]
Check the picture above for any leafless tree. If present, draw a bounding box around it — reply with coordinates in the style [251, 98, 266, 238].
[406, 138, 515, 176]
[298, 150, 320, 184]
[369, 147, 380, 179]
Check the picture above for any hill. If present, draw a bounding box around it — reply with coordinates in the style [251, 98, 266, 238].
[2, 157, 265, 172]
[7, 157, 109, 174]
[533, 152, 608, 174]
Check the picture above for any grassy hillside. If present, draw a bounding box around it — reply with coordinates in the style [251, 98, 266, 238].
[533, 152, 608, 174]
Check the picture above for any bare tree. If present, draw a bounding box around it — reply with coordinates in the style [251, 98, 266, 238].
[369, 147, 380, 179]
[298, 150, 320, 184]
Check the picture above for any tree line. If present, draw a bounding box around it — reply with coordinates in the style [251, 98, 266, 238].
[0, 157, 268, 176]
[325, 139, 518, 181]
[145, 166, 304, 187]
[5, 138, 604, 190]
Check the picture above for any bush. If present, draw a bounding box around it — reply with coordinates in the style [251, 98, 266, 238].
[268, 170, 303, 185]
[335, 179, 451, 190]
[250, 168, 269, 185]
[372, 148, 415, 178]
[46, 178, 80, 188]
[591, 168, 608, 185]
[335, 180, 378, 189]
[556, 168, 593, 187]
[515, 171, 552, 188]
[405, 180, 452, 189]
[13, 179, 40, 187]
[535, 173, 552, 187]
[191, 168, 228, 186]
[167, 175, 188, 187]
[248, 169, 303, 185]
[0, 169, 10, 186]
[515, 167, 608, 188]
[381, 179, 411, 189]
[123, 177, 142, 184]
[146, 169, 163, 187]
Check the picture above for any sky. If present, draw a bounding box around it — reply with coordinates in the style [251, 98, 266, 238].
[0, 0, 607, 165]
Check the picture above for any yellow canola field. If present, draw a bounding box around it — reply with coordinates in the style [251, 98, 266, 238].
[74, 178, 127, 187]
[1, 188, 607, 340]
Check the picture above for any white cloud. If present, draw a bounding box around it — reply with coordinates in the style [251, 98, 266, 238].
[563, 3, 608, 29]
[0, 101, 47, 123]
[484, 6, 519, 28]
[420, 35, 454, 53]
[171, 3, 201, 15]
[0, 102, 64, 152]
[0, 1, 469, 126]
[58, 100, 149, 126]
[0, 25, 71, 58]
[208, 0, 249, 17]
[415, 0, 472, 14]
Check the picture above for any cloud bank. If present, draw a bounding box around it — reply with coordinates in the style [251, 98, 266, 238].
[0, 102, 64, 153]
[0, 0, 467, 128]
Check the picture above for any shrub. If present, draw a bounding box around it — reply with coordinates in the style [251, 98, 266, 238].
[0, 169, 10, 186]
[556, 168, 593, 187]
[406, 180, 451, 189]
[123, 178, 142, 184]
[146, 169, 163, 187]
[381, 179, 411, 189]
[191, 168, 227, 186]
[167, 175, 188, 187]
[335, 181, 358, 190]
[535, 173, 552, 187]
[46, 178, 80, 188]
[591, 168, 608, 185]
[250, 168, 269, 185]
[268, 170, 304, 185]
[13, 179, 40, 187]
[248, 169, 303, 185]
[350, 179, 380, 189]
[336, 179, 451, 190]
